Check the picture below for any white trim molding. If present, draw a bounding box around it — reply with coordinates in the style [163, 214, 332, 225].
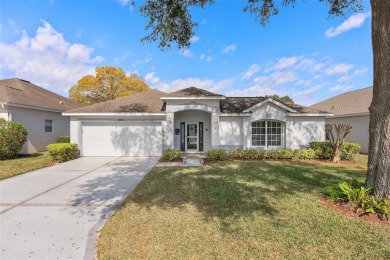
[287, 113, 334, 117]
[326, 112, 369, 118]
[161, 96, 226, 100]
[219, 113, 251, 117]
[243, 98, 297, 113]
[62, 112, 166, 116]
[0, 102, 64, 113]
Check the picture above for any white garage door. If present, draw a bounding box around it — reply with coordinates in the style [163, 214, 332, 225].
[82, 121, 162, 156]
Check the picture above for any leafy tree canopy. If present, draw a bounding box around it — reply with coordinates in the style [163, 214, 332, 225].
[266, 94, 294, 103]
[69, 66, 150, 106]
[138, 0, 364, 50]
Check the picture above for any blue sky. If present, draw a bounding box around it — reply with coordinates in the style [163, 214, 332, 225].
[0, 0, 372, 105]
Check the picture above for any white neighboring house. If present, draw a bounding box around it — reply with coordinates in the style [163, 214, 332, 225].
[0, 78, 83, 154]
[309, 87, 372, 154]
[64, 86, 331, 157]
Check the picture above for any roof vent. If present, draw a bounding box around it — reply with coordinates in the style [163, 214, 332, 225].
[20, 79, 30, 83]
[59, 101, 65, 105]
[331, 106, 334, 109]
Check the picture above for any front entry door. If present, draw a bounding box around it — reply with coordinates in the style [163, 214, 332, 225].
[185, 122, 198, 152]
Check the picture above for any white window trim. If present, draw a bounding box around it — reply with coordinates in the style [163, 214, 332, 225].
[45, 119, 53, 133]
[251, 120, 284, 149]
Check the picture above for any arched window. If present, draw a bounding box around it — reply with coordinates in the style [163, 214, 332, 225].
[251, 121, 282, 147]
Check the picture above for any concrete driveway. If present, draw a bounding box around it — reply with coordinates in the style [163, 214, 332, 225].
[0, 156, 158, 259]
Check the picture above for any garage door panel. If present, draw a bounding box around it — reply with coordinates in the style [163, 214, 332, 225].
[82, 122, 162, 157]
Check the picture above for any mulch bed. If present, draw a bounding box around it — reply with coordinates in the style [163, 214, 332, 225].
[202, 158, 363, 165]
[319, 197, 389, 225]
[158, 158, 184, 163]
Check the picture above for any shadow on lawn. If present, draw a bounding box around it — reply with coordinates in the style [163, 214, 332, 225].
[127, 161, 366, 230]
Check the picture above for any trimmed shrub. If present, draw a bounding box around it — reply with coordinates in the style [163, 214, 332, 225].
[162, 149, 182, 161]
[309, 141, 361, 161]
[293, 148, 316, 160]
[206, 149, 228, 161]
[242, 149, 261, 160]
[57, 136, 70, 143]
[340, 142, 361, 161]
[47, 143, 79, 163]
[229, 149, 245, 159]
[0, 119, 28, 159]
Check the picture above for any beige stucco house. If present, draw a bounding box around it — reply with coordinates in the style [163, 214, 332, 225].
[0, 78, 82, 154]
[64, 86, 331, 157]
[309, 87, 372, 154]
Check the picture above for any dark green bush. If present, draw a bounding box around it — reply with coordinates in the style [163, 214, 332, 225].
[206, 149, 228, 161]
[293, 149, 316, 160]
[47, 143, 79, 163]
[162, 149, 182, 161]
[0, 119, 28, 159]
[323, 179, 389, 220]
[57, 136, 70, 143]
[243, 149, 261, 159]
[309, 141, 361, 161]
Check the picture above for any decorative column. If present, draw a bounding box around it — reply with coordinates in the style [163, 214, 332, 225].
[211, 112, 220, 149]
[162, 112, 174, 150]
[243, 117, 251, 150]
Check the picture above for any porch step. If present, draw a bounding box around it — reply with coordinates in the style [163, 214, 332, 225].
[183, 157, 203, 166]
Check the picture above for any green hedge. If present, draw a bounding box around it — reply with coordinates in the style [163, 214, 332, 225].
[309, 141, 361, 161]
[0, 119, 28, 159]
[206, 149, 228, 161]
[207, 148, 316, 161]
[162, 149, 182, 161]
[47, 143, 79, 163]
[57, 136, 70, 143]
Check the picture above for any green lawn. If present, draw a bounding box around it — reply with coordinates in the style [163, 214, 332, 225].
[0, 152, 54, 180]
[99, 160, 389, 259]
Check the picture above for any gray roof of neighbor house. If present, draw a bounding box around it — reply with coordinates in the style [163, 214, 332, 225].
[65, 86, 329, 114]
[220, 97, 328, 114]
[165, 86, 223, 97]
[0, 78, 82, 111]
[66, 89, 167, 113]
[309, 87, 372, 115]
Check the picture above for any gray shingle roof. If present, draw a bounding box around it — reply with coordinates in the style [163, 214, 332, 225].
[0, 78, 82, 111]
[166, 86, 223, 97]
[66, 89, 167, 113]
[309, 87, 372, 115]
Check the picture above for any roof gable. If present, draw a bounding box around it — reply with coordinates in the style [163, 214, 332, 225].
[66, 89, 167, 113]
[309, 87, 372, 115]
[0, 78, 82, 111]
[243, 98, 297, 113]
[166, 86, 223, 97]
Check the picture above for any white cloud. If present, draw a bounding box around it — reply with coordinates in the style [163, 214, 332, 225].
[145, 72, 160, 84]
[135, 55, 153, 64]
[180, 49, 194, 58]
[190, 36, 200, 43]
[325, 11, 371, 38]
[270, 71, 297, 85]
[242, 63, 260, 79]
[222, 44, 236, 53]
[117, 0, 130, 6]
[199, 54, 213, 62]
[0, 20, 102, 93]
[330, 84, 354, 92]
[354, 68, 368, 75]
[200, 19, 207, 25]
[326, 63, 354, 75]
[227, 85, 281, 97]
[273, 56, 299, 70]
[296, 85, 322, 96]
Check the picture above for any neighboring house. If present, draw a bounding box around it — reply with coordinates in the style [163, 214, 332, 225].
[0, 78, 83, 154]
[309, 87, 372, 154]
[64, 86, 331, 157]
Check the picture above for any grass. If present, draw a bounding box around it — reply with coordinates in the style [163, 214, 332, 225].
[99, 160, 390, 259]
[0, 152, 54, 180]
[355, 153, 368, 167]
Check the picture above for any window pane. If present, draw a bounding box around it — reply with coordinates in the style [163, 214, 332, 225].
[45, 120, 53, 133]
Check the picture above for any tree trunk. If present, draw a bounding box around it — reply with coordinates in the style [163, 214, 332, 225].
[332, 142, 341, 163]
[366, 0, 390, 198]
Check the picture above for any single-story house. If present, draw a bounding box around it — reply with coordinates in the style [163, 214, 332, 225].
[309, 86, 372, 154]
[0, 78, 83, 154]
[64, 86, 331, 157]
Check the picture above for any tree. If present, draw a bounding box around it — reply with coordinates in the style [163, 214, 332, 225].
[265, 94, 294, 104]
[137, 0, 390, 199]
[69, 66, 150, 105]
[325, 123, 353, 163]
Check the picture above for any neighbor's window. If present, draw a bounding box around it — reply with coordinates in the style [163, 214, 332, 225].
[45, 120, 53, 133]
[252, 121, 282, 147]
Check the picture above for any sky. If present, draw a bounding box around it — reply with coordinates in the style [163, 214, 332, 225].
[0, 0, 372, 105]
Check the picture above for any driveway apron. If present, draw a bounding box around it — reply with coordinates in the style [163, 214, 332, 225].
[0, 156, 158, 259]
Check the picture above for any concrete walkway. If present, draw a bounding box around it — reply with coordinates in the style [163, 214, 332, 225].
[0, 156, 158, 259]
